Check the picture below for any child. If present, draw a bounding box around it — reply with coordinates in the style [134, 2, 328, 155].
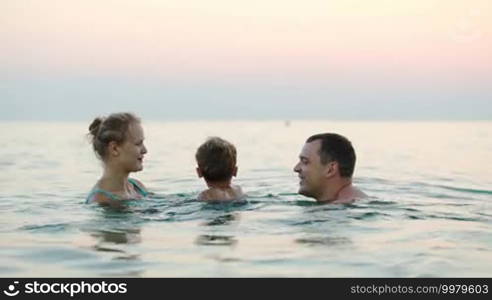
[195, 137, 245, 202]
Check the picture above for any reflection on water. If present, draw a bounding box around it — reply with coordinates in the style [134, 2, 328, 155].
[295, 236, 351, 247]
[91, 228, 142, 245]
[203, 213, 239, 226]
[89, 228, 142, 261]
[101, 270, 145, 277]
[78, 210, 146, 276]
[83, 207, 144, 263]
[195, 235, 237, 246]
[196, 212, 240, 246]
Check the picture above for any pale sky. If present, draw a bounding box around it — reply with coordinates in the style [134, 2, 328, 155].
[1, 0, 491, 120]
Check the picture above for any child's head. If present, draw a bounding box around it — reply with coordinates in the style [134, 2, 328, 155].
[195, 137, 237, 183]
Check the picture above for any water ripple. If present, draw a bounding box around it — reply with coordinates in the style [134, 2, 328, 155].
[21, 223, 71, 232]
[436, 185, 492, 195]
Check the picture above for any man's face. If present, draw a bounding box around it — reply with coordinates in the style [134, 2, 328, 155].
[293, 140, 330, 199]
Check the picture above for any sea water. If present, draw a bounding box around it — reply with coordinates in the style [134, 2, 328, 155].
[0, 121, 491, 277]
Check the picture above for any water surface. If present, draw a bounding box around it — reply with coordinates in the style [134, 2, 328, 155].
[0, 121, 491, 277]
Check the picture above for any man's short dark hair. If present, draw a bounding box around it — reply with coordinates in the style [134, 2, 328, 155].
[195, 137, 237, 182]
[306, 133, 356, 178]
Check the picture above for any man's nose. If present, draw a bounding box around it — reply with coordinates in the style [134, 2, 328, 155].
[293, 162, 300, 172]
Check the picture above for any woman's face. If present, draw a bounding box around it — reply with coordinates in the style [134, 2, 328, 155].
[115, 122, 147, 172]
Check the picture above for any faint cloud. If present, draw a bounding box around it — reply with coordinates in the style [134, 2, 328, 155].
[449, 9, 483, 43]
[377, 0, 439, 14]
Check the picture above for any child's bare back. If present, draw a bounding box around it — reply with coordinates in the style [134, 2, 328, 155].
[198, 185, 244, 202]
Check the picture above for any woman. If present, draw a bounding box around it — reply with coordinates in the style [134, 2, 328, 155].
[86, 112, 149, 206]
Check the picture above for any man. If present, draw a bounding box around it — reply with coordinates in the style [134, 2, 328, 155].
[293, 133, 367, 204]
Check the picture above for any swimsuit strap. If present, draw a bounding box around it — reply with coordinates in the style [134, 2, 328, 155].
[86, 179, 148, 203]
[128, 178, 149, 197]
[85, 188, 120, 203]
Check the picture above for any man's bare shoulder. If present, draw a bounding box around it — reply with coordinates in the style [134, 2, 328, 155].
[335, 185, 367, 204]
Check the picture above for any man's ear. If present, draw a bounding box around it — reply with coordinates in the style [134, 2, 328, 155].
[196, 167, 203, 178]
[108, 141, 120, 157]
[232, 166, 238, 177]
[324, 161, 338, 178]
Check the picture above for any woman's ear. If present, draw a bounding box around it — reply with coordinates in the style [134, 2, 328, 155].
[108, 141, 120, 157]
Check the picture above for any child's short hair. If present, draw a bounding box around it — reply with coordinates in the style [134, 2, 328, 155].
[195, 137, 237, 182]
